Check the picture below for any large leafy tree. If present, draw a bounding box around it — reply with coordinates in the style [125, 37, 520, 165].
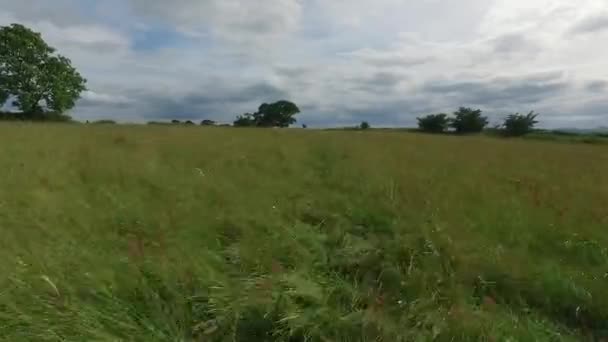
[253, 101, 300, 127]
[0, 23, 86, 119]
[234, 100, 300, 127]
[449, 107, 488, 134]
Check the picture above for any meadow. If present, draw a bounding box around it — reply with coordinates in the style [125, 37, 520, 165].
[0, 123, 607, 341]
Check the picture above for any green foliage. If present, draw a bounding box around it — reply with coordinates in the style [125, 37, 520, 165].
[234, 101, 300, 127]
[449, 107, 488, 134]
[171, 119, 181, 124]
[201, 119, 216, 126]
[502, 111, 539, 136]
[254, 100, 300, 127]
[417, 113, 449, 133]
[185, 120, 195, 125]
[233, 113, 256, 127]
[360, 121, 370, 130]
[0, 23, 86, 118]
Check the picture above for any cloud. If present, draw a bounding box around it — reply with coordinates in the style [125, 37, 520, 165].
[570, 13, 608, 35]
[489, 33, 540, 58]
[424, 71, 568, 103]
[126, 0, 302, 43]
[77, 82, 289, 123]
[341, 48, 433, 68]
[1, 0, 608, 128]
[79, 91, 133, 107]
[585, 80, 608, 93]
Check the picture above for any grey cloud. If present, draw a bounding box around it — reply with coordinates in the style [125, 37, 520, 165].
[585, 80, 608, 93]
[275, 66, 313, 79]
[78, 98, 132, 110]
[126, 0, 301, 42]
[0, 0, 87, 26]
[349, 72, 407, 94]
[569, 13, 608, 35]
[541, 99, 608, 128]
[342, 49, 432, 68]
[77, 82, 290, 122]
[423, 73, 569, 109]
[489, 33, 539, 57]
[300, 98, 436, 128]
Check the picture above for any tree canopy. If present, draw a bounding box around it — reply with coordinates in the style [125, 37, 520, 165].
[502, 111, 539, 136]
[0, 23, 86, 120]
[449, 107, 488, 134]
[417, 113, 449, 133]
[234, 100, 300, 127]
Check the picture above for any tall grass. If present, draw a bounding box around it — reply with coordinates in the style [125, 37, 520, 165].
[0, 123, 607, 341]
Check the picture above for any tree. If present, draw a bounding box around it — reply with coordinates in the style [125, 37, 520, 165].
[502, 111, 539, 136]
[201, 119, 216, 126]
[449, 107, 488, 134]
[302, 124, 307, 129]
[233, 100, 300, 127]
[360, 121, 370, 130]
[253, 100, 300, 127]
[171, 119, 181, 124]
[417, 113, 449, 133]
[0, 23, 86, 120]
[185, 120, 195, 125]
[233, 113, 256, 127]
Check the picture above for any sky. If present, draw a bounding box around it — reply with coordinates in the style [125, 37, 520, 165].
[1, 0, 608, 128]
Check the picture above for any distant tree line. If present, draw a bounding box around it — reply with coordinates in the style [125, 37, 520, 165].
[417, 107, 539, 137]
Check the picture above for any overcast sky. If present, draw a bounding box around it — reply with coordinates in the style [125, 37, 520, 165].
[1, 0, 607, 128]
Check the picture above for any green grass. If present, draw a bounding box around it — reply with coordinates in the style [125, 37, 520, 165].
[1, 123, 607, 341]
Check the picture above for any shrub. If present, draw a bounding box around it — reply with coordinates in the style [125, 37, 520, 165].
[502, 111, 539, 137]
[360, 121, 370, 130]
[171, 120, 181, 124]
[449, 107, 488, 134]
[417, 113, 449, 133]
[201, 120, 216, 126]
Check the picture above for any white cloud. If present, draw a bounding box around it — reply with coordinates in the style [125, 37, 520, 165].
[81, 91, 132, 105]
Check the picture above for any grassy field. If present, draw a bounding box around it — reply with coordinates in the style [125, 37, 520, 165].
[0, 123, 607, 341]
